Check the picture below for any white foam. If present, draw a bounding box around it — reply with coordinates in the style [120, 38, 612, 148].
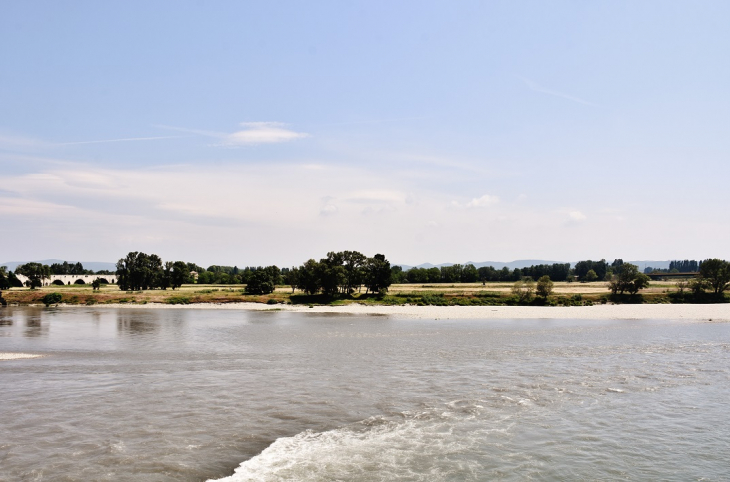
[0, 352, 44, 360]
[209, 411, 496, 482]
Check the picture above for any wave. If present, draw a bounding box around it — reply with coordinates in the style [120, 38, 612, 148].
[209, 401, 512, 482]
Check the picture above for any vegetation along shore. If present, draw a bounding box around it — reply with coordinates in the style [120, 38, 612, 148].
[1, 251, 729, 308]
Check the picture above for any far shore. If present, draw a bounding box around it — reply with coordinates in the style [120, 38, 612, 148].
[18, 301, 730, 321]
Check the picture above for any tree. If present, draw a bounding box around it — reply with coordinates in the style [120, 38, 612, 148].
[284, 267, 300, 293]
[318, 252, 346, 296]
[341, 250, 366, 293]
[246, 269, 276, 294]
[0, 266, 9, 290]
[583, 269, 599, 282]
[297, 259, 321, 295]
[574, 260, 608, 281]
[92, 278, 102, 291]
[170, 261, 190, 290]
[116, 251, 164, 290]
[698, 258, 730, 294]
[511, 278, 534, 303]
[608, 263, 650, 295]
[536, 275, 554, 298]
[462, 264, 479, 282]
[363, 254, 391, 294]
[16, 262, 50, 289]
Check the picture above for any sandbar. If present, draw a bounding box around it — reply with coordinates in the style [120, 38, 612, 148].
[83, 302, 730, 321]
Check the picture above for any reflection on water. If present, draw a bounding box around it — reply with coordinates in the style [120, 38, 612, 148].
[117, 310, 161, 336]
[23, 308, 46, 337]
[0, 307, 728, 482]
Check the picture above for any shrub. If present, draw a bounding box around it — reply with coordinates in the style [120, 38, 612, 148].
[166, 296, 191, 305]
[42, 293, 63, 306]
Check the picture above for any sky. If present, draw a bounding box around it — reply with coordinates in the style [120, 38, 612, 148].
[1, 1, 729, 267]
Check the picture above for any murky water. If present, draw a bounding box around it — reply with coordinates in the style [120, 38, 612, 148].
[1, 307, 728, 481]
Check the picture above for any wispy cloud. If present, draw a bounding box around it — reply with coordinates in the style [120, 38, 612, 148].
[57, 136, 181, 146]
[451, 194, 499, 209]
[519, 76, 598, 107]
[157, 122, 309, 146]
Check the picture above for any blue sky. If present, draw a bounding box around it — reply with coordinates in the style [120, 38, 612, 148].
[1, 1, 729, 267]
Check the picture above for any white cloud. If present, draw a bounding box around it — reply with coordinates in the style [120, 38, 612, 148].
[156, 122, 309, 147]
[466, 194, 499, 208]
[451, 194, 499, 209]
[568, 210, 587, 222]
[225, 122, 309, 146]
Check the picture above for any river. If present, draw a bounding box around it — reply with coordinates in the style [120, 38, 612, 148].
[1, 307, 728, 481]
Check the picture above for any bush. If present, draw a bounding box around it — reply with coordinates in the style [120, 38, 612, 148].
[42, 293, 63, 306]
[266, 298, 278, 305]
[166, 296, 191, 305]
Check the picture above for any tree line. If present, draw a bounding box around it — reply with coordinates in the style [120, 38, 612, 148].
[2, 256, 728, 299]
[115, 250, 392, 296]
[391, 263, 572, 284]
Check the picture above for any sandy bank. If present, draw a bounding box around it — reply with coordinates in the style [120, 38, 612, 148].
[79, 302, 730, 321]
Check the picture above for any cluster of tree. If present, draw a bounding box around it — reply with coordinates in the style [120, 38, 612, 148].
[116, 252, 190, 291]
[687, 259, 730, 295]
[392, 262, 573, 284]
[286, 251, 392, 296]
[193, 264, 284, 285]
[645, 259, 700, 274]
[14, 263, 52, 288]
[607, 263, 651, 295]
[49, 261, 94, 275]
[0, 266, 23, 290]
[511, 275, 555, 302]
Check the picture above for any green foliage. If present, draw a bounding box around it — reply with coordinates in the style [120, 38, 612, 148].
[92, 278, 102, 290]
[116, 252, 164, 291]
[511, 278, 535, 303]
[583, 269, 599, 282]
[41, 292, 63, 306]
[0, 268, 10, 290]
[536, 275, 554, 298]
[574, 260, 608, 282]
[16, 262, 51, 289]
[363, 254, 392, 293]
[297, 259, 321, 295]
[607, 263, 651, 295]
[246, 269, 276, 295]
[166, 296, 191, 305]
[698, 258, 730, 294]
[50, 261, 91, 275]
[170, 261, 190, 290]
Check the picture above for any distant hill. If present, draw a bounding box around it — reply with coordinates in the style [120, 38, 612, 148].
[0, 259, 117, 272]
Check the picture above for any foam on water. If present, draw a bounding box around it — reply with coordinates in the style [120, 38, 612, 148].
[211, 403, 502, 482]
[0, 352, 44, 360]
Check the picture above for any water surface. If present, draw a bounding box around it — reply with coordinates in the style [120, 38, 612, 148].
[1, 307, 728, 481]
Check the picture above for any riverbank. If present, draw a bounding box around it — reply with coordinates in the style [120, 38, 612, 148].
[3, 281, 727, 309]
[21, 301, 729, 321]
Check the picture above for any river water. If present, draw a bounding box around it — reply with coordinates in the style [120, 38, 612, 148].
[0, 307, 728, 481]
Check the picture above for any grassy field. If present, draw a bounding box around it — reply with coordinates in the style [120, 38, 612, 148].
[1, 280, 714, 307]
